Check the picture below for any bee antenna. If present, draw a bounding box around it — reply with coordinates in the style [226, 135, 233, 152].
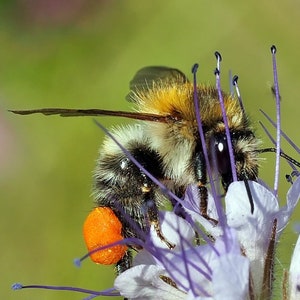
[270, 44, 281, 195]
[214, 51, 237, 183]
[257, 147, 300, 168]
[232, 75, 246, 115]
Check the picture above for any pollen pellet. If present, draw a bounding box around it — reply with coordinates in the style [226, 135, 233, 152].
[83, 207, 127, 265]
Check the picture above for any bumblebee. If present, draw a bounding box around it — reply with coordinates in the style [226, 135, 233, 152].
[11, 66, 262, 273]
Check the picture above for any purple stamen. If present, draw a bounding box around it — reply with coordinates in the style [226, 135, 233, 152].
[259, 120, 297, 172]
[147, 213, 214, 276]
[12, 282, 119, 297]
[232, 75, 246, 115]
[84, 295, 99, 300]
[191, 64, 227, 231]
[75, 237, 139, 266]
[176, 222, 212, 294]
[214, 51, 238, 184]
[146, 241, 212, 295]
[270, 45, 281, 196]
[151, 241, 212, 296]
[260, 109, 300, 154]
[292, 170, 300, 177]
[74, 258, 81, 267]
[183, 187, 220, 251]
[11, 283, 23, 290]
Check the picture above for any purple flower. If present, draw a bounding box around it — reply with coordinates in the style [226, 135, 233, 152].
[114, 177, 300, 299]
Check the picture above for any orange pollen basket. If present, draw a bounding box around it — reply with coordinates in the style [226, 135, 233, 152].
[83, 207, 127, 265]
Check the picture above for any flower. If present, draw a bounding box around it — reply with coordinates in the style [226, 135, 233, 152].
[114, 176, 300, 299]
[12, 173, 300, 300]
[115, 212, 250, 299]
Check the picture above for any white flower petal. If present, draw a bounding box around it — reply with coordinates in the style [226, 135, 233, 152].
[209, 228, 250, 299]
[147, 211, 195, 250]
[114, 264, 186, 300]
[289, 233, 300, 300]
[183, 185, 222, 237]
[162, 244, 212, 295]
[226, 181, 278, 249]
[134, 249, 157, 266]
[212, 253, 249, 300]
[277, 176, 300, 232]
[117, 178, 300, 300]
[158, 228, 248, 298]
[225, 181, 278, 293]
[183, 185, 218, 219]
[186, 289, 211, 300]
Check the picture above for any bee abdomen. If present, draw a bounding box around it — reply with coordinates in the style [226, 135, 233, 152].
[93, 127, 164, 237]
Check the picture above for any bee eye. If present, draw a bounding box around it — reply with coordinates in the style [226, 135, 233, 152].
[213, 134, 231, 175]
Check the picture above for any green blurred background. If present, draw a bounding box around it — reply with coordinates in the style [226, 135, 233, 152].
[1, 1, 299, 299]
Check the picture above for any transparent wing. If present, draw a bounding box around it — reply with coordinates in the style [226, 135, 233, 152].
[126, 66, 189, 102]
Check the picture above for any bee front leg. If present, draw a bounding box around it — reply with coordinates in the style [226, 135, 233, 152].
[194, 145, 217, 224]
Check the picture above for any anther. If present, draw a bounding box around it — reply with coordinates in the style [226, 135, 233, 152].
[214, 51, 222, 62]
[270, 44, 281, 195]
[232, 74, 245, 114]
[11, 283, 23, 290]
[270, 45, 277, 54]
[214, 68, 220, 76]
[192, 63, 199, 74]
[214, 51, 237, 184]
[286, 174, 293, 184]
[232, 75, 239, 86]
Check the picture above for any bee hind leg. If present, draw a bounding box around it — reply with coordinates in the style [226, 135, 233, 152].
[116, 250, 132, 275]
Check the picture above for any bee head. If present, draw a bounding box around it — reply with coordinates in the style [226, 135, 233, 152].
[210, 130, 260, 191]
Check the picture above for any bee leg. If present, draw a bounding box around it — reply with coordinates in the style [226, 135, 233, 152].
[194, 145, 218, 224]
[116, 251, 132, 275]
[116, 254, 130, 300]
[142, 183, 175, 249]
[94, 139, 174, 275]
[194, 145, 209, 217]
[198, 182, 208, 217]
